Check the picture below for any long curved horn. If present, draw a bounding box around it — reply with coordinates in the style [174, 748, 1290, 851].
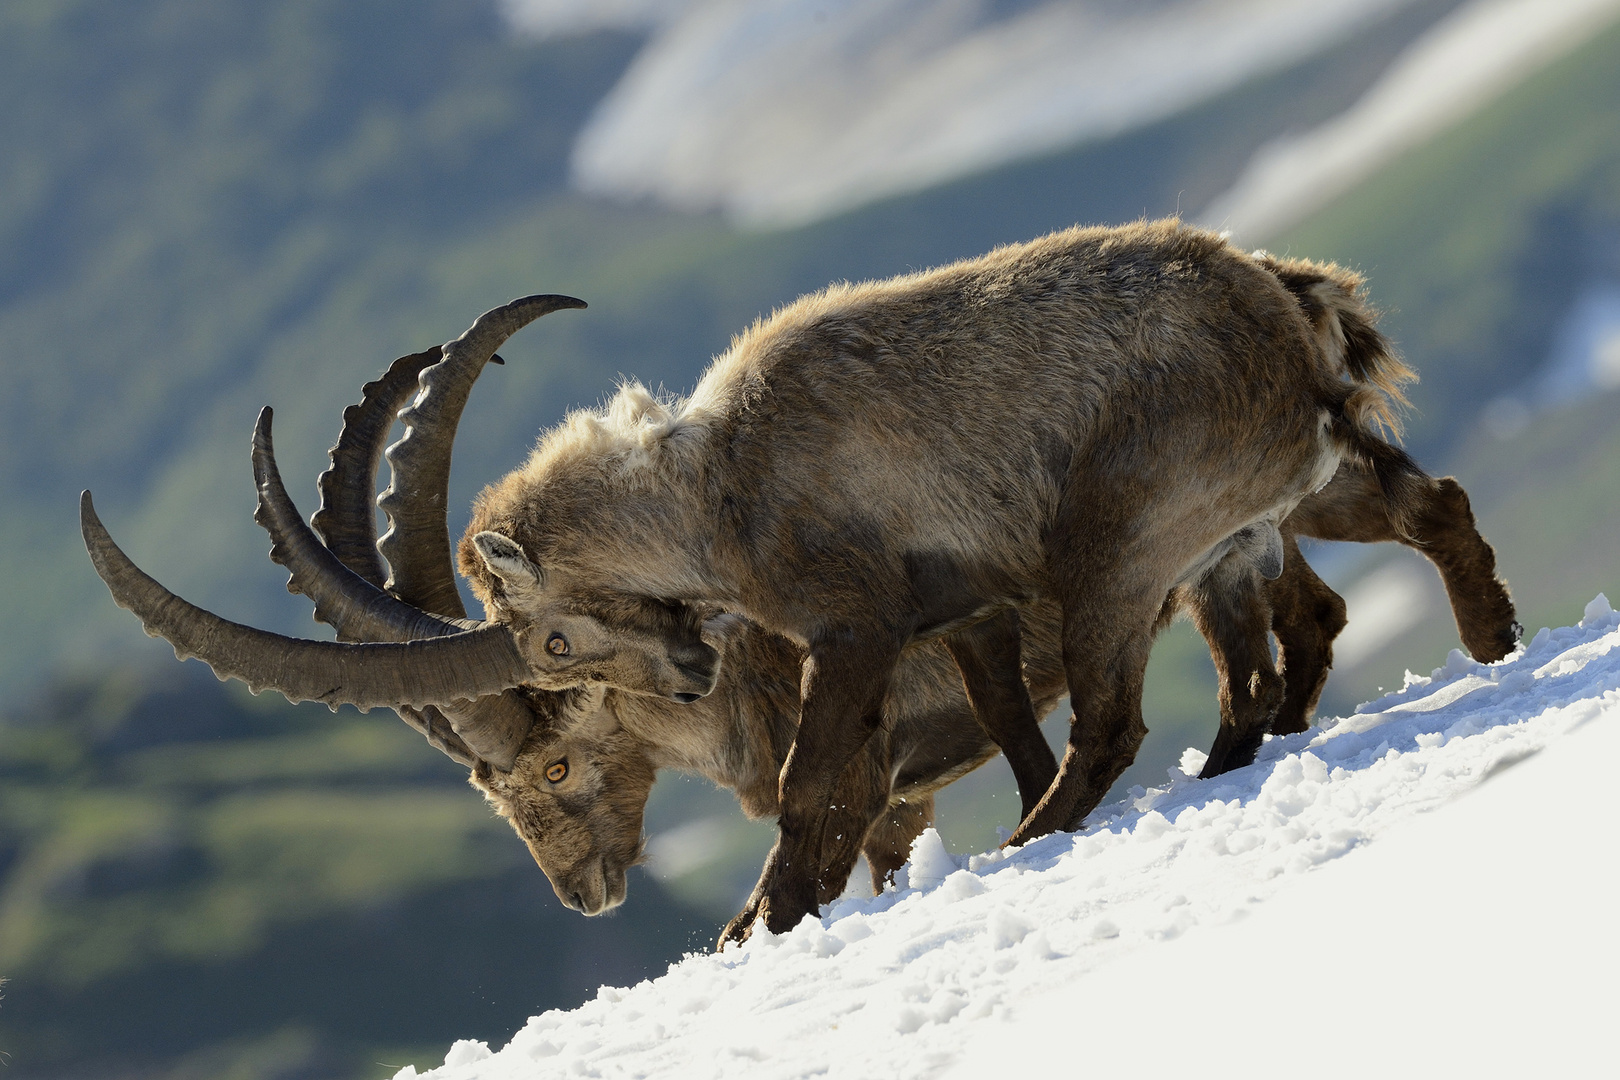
[254, 407, 464, 643]
[303, 348, 477, 766]
[311, 346, 443, 588]
[82, 490, 533, 712]
[251, 407, 535, 768]
[380, 294, 586, 617]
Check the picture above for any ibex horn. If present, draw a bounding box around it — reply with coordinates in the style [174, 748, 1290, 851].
[254, 407, 473, 643]
[311, 345, 443, 589]
[380, 294, 586, 618]
[251, 406, 535, 769]
[82, 491, 534, 713]
[305, 346, 478, 766]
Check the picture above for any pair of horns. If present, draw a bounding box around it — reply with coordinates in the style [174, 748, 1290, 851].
[82, 294, 585, 770]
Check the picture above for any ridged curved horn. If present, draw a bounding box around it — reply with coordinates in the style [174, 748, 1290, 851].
[299, 348, 480, 766]
[82, 490, 533, 711]
[380, 294, 585, 617]
[311, 346, 443, 588]
[250, 408, 535, 768]
[254, 407, 477, 643]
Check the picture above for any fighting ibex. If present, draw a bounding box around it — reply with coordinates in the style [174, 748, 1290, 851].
[306, 283, 1511, 918]
[82, 220, 1516, 941]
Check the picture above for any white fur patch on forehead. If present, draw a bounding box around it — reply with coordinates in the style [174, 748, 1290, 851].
[529, 380, 699, 476]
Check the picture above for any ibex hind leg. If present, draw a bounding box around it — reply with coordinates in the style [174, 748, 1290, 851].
[1412, 478, 1519, 662]
[1289, 463, 1518, 664]
[1185, 553, 1285, 777]
[944, 608, 1057, 821]
[1266, 532, 1346, 737]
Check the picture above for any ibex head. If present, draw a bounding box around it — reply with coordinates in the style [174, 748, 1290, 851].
[470, 689, 657, 915]
[81, 295, 717, 774]
[459, 528, 718, 703]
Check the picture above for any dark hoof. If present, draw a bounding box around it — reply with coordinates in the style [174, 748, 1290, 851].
[717, 916, 754, 951]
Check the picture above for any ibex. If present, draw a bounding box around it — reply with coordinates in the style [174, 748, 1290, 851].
[250, 301, 1509, 919]
[81, 220, 1516, 943]
[309, 275, 1512, 919]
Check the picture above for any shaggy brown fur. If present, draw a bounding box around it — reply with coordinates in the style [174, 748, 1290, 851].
[453, 219, 1425, 941]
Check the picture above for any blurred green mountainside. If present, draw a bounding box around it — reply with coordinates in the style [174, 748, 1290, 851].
[0, 663, 716, 1079]
[1, 0, 1618, 1076]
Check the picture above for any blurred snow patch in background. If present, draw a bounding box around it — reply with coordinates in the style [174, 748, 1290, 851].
[643, 815, 736, 880]
[1202, 0, 1620, 244]
[502, 0, 1420, 226]
[1334, 560, 1432, 669]
[498, 0, 692, 37]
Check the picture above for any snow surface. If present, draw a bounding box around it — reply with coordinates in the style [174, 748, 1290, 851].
[1201, 0, 1620, 244]
[404, 596, 1620, 1078]
[503, 0, 1420, 227]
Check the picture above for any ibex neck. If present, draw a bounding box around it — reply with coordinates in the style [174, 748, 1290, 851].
[632, 623, 803, 821]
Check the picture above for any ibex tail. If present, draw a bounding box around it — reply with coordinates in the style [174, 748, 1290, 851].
[1262, 252, 1429, 540]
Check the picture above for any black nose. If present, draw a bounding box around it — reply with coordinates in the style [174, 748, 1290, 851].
[672, 692, 702, 704]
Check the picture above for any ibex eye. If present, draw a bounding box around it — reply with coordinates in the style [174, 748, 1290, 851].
[546, 633, 569, 656]
[545, 760, 568, 783]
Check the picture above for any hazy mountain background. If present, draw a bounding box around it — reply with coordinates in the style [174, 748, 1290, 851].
[2, 0, 1617, 1075]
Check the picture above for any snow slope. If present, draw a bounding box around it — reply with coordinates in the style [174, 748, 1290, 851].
[404, 596, 1620, 1078]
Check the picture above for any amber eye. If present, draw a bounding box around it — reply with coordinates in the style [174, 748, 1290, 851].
[545, 633, 569, 656]
[545, 760, 568, 783]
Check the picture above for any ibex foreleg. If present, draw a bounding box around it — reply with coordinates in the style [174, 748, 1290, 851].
[861, 795, 934, 893]
[722, 632, 904, 940]
[943, 608, 1057, 821]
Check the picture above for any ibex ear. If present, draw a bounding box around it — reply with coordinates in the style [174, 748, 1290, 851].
[472, 531, 542, 589]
